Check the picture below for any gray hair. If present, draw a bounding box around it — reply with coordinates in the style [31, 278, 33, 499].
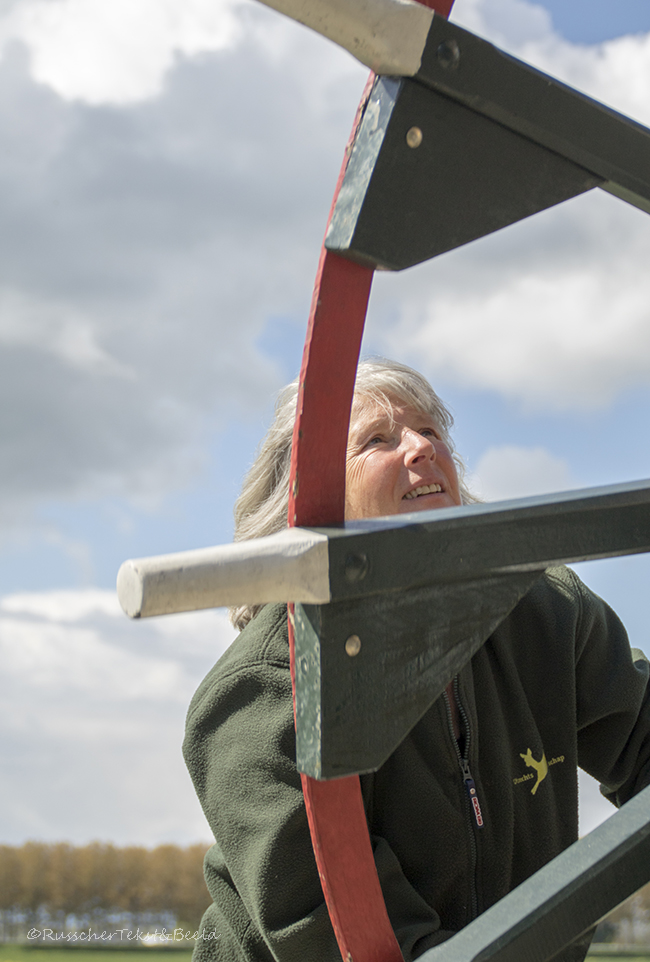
[230, 357, 478, 630]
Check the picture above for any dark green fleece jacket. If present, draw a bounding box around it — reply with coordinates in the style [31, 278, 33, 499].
[183, 567, 650, 962]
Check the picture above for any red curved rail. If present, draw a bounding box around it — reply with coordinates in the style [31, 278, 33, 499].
[287, 3, 454, 959]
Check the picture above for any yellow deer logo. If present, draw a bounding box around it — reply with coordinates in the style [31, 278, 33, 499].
[519, 748, 548, 795]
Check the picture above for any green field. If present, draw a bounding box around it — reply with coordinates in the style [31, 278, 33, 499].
[0, 950, 193, 962]
[588, 949, 650, 961]
[2, 946, 648, 962]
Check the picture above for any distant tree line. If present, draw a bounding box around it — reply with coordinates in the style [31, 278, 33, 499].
[0, 842, 212, 944]
[2, 840, 650, 947]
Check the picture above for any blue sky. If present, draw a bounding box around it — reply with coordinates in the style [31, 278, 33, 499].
[540, 0, 649, 44]
[1, 0, 649, 847]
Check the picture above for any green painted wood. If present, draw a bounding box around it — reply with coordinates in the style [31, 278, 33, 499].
[294, 569, 541, 778]
[324, 480, 650, 603]
[415, 17, 650, 210]
[326, 74, 600, 269]
[293, 479, 650, 778]
[326, 16, 650, 269]
[419, 783, 650, 962]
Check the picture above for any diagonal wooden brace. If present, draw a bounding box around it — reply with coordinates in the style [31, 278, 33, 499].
[326, 18, 650, 268]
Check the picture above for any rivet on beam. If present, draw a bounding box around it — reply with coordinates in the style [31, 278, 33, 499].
[406, 126, 423, 149]
[344, 553, 369, 582]
[437, 38, 460, 69]
[345, 635, 362, 657]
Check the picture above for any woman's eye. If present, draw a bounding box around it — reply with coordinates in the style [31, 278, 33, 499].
[363, 434, 388, 449]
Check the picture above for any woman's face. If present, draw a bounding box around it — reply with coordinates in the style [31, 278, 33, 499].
[345, 399, 462, 520]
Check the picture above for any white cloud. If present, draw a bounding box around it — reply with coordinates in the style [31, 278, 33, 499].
[452, 0, 556, 48]
[0, 287, 134, 376]
[2, 586, 119, 619]
[473, 444, 579, 501]
[381, 223, 650, 410]
[0, 14, 367, 522]
[515, 23, 650, 127]
[0, 588, 237, 844]
[0, 0, 241, 104]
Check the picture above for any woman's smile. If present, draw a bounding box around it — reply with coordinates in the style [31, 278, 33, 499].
[345, 400, 462, 520]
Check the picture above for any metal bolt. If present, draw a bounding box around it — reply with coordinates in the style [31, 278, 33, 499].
[344, 553, 369, 582]
[345, 635, 361, 657]
[437, 39, 460, 69]
[406, 126, 423, 149]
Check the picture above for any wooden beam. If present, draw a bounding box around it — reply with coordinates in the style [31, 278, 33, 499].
[117, 528, 329, 618]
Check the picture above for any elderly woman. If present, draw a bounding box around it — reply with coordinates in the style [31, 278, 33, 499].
[183, 358, 650, 962]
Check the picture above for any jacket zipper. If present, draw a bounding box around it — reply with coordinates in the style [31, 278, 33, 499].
[460, 758, 484, 829]
[444, 677, 482, 921]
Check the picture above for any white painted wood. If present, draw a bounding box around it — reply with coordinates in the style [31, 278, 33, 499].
[255, 0, 433, 75]
[117, 528, 331, 618]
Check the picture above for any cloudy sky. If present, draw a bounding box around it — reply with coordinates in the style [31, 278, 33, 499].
[1, 0, 650, 850]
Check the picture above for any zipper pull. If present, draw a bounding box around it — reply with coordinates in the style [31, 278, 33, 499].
[460, 759, 484, 829]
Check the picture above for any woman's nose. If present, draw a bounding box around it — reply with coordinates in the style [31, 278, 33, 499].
[404, 429, 436, 464]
